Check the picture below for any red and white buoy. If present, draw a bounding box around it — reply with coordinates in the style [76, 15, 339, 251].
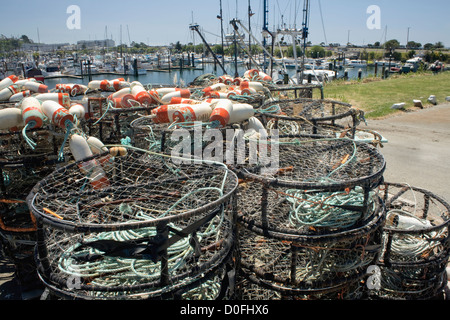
[0, 75, 18, 91]
[23, 81, 48, 93]
[20, 97, 45, 148]
[151, 103, 212, 124]
[0, 85, 20, 101]
[35, 93, 71, 108]
[160, 89, 191, 104]
[41, 100, 73, 129]
[208, 99, 233, 127]
[9, 90, 31, 102]
[131, 84, 154, 105]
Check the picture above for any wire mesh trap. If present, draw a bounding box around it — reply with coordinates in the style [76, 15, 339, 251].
[256, 98, 366, 139]
[129, 114, 274, 167]
[26, 147, 239, 300]
[82, 96, 155, 145]
[236, 204, 385, 298]
[266, 83, 321, 100]
[0, 122, 70, 294]
[237, 266, 368, 300]
[371, 182, 450, 300]
[233, 137, 386, 298]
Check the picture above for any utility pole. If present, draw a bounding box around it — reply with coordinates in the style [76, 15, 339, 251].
[406, 27, 411, 48]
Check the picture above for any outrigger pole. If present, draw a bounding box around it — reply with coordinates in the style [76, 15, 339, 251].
[189, 24, 227, 75]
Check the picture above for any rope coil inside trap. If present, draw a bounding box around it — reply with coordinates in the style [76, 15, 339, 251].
[373, 182, 450, 300]
[27, 147, 239, 300]
[234, 137, 387, 298]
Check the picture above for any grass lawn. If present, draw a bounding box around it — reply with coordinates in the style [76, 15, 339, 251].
[317, 71, 450, 119]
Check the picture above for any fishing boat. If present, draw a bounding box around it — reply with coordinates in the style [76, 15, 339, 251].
[402, 57, 423, 73]
[348, 60, 367, 68]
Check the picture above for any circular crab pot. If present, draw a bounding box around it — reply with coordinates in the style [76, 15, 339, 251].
[256, 98, 365, 139]
[233, 137, 386, 297]
[373, 182, 450, 300]
[26, 147, 239, 300]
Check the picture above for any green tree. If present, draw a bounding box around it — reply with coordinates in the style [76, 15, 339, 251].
[174, 41, 183, 52]
[384, 39, 400, 50]
[213, 44, 224, 55]
[308, 45, 325, 58]
[407, 41, 421, 49]
[20, 35, 32, 43]
[434, 41, 444, 49]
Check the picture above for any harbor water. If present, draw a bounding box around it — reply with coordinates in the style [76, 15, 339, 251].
[43, 63, 377, 88]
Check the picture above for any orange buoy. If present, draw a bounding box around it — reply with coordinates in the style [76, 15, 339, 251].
[131, 84, 153, 105]
[209, 99, 233, 127]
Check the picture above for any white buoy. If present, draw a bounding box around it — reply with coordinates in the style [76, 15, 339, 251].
[69, 134, 110, 190]
[386, 211, 432, 230]
[228, 103, 255, 124]
[0, 107, 23, 130]
[69, 103, 86, 120]
[9, 90, 31, 102]
[246, 116, 268, 139]
[87, 136, 108, 154]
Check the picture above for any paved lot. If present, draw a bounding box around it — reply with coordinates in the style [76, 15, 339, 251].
[365, 103, 450, 202]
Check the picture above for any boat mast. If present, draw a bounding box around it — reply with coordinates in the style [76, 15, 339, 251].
[218, 0, 225, 68]
[248, 0, 253, 70]
[300, 0, 310, 81]
[263, 0, 269, 72]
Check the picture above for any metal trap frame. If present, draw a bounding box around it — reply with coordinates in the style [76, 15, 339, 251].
[372, 182, 450, 300]
[26, 147, 239, 300]
[256, 98, 366, 139]
[233, 136, 387, 298]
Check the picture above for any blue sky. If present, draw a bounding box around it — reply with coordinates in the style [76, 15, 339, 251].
[1, 0, 449, 47]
